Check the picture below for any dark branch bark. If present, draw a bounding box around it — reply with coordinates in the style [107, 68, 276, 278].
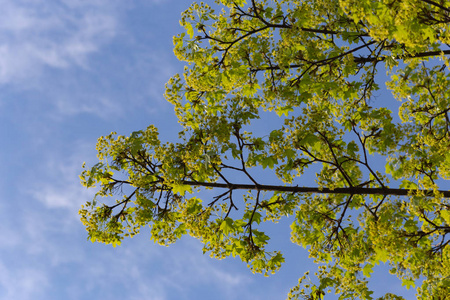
[420, 0, 450, 13]
[354, 49, 450, 64]
[252, 49, 450, 72]
[180, 180, 450, 198]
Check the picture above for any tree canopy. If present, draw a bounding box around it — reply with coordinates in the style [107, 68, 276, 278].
[79, 0, 450, 298]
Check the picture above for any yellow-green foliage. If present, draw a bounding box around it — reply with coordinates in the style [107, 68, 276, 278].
[80, 0, 450, 298]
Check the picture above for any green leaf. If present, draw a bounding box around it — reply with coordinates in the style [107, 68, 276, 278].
[186, 22, 194, 39]
[261, 156, 277, 169]
[402, 279, 415, 290]
[172, 183, 193, 196]
[374, 249, 389, 263]
[362, 263, 374, 278]
[220, 217, 234, 236]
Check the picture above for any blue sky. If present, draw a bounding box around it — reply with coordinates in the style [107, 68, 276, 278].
[0, 1, 419, 299]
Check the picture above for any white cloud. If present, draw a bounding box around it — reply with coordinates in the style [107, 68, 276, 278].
[28, 141, 96, 211]
[76, 236, 251, 300]
[0, 0, 122, 84]
[0, 261, 49, 300]
[0, 0, 181, 120]
[0, 223, 22, 250]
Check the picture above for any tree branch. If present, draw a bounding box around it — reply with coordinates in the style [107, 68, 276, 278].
[420, 0, 450, 13]
[178, 180, 450, 198]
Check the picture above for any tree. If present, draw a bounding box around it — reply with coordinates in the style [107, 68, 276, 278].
[79, 0, 450, 298]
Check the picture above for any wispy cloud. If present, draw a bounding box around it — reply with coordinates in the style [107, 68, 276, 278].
[0, 0, 122, 84]
[44, 49, 177, 119]
[74, 236, 252, 300]
[26, 140, 95, 212]
[0, 0, 179, 120]
[0, 261, 49, 300]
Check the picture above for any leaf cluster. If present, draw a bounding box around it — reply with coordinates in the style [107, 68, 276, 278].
[80, 0, 450, 298]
